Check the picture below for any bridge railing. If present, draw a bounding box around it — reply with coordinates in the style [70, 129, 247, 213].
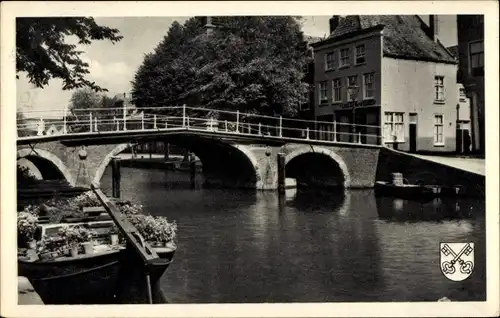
[17, 105, 383, 145]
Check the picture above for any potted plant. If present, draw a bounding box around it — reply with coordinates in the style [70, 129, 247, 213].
[109, 224, 120, 246]
[58, 225, 81, 257]
[58, 225, 96, 256]
[17, 211, 39, 249]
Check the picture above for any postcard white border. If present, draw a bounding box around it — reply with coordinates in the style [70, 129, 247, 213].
[2, 1, 499, 317]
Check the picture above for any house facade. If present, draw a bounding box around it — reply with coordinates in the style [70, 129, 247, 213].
[311, 15, 464, 153]
[457, 15, 484, 155]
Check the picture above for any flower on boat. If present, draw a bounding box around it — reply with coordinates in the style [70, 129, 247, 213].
[115, 200, 144, 215]
[70, 191, 101, 208]
[58, 225, 96, 247]
[36, 235, 66, 255]
[17, 211, 39, 241]
[128, 214, 177, 245]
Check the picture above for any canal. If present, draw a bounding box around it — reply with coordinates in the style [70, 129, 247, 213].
[100, 166, 486, 303]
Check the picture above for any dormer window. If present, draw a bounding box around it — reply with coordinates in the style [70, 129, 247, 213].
[355, 45, 366, 65]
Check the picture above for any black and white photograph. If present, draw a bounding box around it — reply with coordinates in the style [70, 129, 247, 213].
[1, 1, 499, 317]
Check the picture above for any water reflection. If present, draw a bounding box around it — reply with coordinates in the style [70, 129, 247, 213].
[101, 167, 485, 303]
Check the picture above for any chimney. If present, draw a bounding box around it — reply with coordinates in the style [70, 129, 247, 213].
[329, 16, 341, 34]
[428, 15, 439, 41]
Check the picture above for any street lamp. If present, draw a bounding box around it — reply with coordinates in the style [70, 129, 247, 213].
[347, 85, 360, 142]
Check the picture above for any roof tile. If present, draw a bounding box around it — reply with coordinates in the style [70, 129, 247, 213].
[327, 15, 456, 64]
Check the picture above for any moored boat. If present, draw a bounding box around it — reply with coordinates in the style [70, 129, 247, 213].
[374, 181, 436, 200]
[18, 221, 126, 304]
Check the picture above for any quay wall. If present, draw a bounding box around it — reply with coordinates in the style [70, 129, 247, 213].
[376, 147, 485, 198]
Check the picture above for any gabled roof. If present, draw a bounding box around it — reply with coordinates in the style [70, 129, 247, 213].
[446, 45, 459, 58]
[317, 15, 457, 64]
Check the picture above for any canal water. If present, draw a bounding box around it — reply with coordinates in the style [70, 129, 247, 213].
[100, 167, 486, 303]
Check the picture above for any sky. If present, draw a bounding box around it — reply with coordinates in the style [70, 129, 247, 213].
[17, 15, 457, 117]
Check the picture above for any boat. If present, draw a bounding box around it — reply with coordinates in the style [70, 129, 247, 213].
[374, 181, 436, 200]
[18, 221, 126, 304]
[18, 213, 177, 304]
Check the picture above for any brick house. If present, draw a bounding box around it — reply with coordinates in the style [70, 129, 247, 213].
[311, 15, 463, 153]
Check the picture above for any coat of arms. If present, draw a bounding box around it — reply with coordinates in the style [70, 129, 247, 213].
[440, 242, 475, 281]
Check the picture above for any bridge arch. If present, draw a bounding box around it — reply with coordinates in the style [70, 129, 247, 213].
[17, 148, 74, 185]
[93, 142, 261, 189]
[230, 144, 262, 189]
[93, 143, 131, 185]
[285, 146, 351, 188]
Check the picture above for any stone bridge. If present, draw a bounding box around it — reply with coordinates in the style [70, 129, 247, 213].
[16, 136, 381, 190]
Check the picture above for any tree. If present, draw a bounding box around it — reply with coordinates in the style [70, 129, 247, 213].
[69, 88, 102, 113]
[67, 89, 125, 132]
[16, 17, 123, 92]
[132, 16, 308, 118]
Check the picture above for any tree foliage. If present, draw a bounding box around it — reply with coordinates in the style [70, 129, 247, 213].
[67, 88, 123, 132]
[16, 17, 123, 92]
[132, 16, 308, 117]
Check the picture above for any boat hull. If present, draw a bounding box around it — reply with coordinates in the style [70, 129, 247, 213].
[18, 249, 124, 304]
[374, 182, 435, 200]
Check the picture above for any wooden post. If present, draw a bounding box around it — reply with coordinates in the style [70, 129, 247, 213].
[164, 142, 170, 160]
[248, 122, 251, 134]
[306, 127, 309, 140]
[111, 157, 121, 198]
[333, 121, 337, 142]
[236, 110, 239, 133]
[141, 113, 145, 130]
[358, 131, 362, 144]
[154, 115, 157, 129]
[258, 123, 262, 135]
[165, 117, 168, 129]
[225, 120, 228, 132]
[190, 154, 196, 189]
[277, 153, 286, 195]
[89, 113, 93, 132]
[94, 117, 98, 132]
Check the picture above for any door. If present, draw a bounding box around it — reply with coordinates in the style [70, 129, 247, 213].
[409, 113, 417, 153]
[456, 121, 471, 154]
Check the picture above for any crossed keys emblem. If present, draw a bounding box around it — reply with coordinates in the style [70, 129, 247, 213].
[440, 242, 475, 281]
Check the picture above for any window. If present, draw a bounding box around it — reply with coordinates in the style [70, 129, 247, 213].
[434, 76, 445, 102]
[469, 40, 484, 76]
[355, 45, 366, 64]
[340, 48, 350, 67]
[332, 78, 342, 102]
[384, 112, 404, 142]
[347, 75, 358, 101]
[459, 87, 466, 102]
[434, 115, 444, 145]
[325, 52, 335, 71]
[363, 73, 375, 99]
[319, 81, 328, 104]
